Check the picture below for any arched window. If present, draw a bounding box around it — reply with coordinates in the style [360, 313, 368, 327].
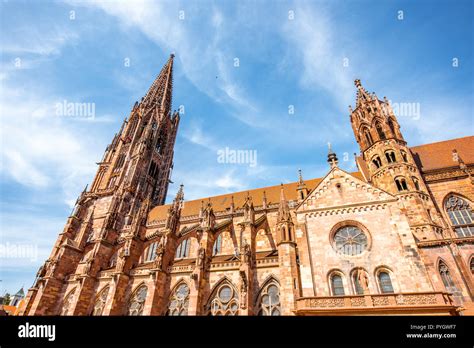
[470, 257, 474, 275]
[206, 282, 239, 316]
[60, 289, 76, 316]
[395, 177, 408, 192]
[92, 287, 109, 316]
[127, 285, 148, 316]
[377, 271, 394, 293]
[330, 273, 345, 296]
[375, 122, 386, 140]
[167, 283, 190, 316]
[372, 156, 382, 169]
[412, 177, 420, 191]
[438, 261, 457, 293]
[445, 195, 474, 237]
[257, 281, 281, 316]
[363, 128, 373, 146]
[388, 118, 396, 136]
[175, 238, 191, 259]
[143, 242, 158, 263]
[213, 234, 222, 256]
[385, 151, 396, 163]
[400, 150, 408, 162]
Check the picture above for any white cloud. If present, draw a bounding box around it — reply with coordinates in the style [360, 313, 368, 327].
[281, 4, 356, 109]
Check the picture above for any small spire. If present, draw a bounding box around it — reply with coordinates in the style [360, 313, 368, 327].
[278, 184, 291, 222]
[327, 142, 338, 168]
[262, 190, 267, 210]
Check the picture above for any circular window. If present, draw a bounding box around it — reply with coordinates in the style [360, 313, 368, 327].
[218, 285, 232, 303]
[333, 226, 368, 255]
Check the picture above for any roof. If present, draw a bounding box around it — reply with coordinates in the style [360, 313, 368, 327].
[410, 136, 474, 172]
[148, 172, 365, 221]
[14, 288, 24, 297]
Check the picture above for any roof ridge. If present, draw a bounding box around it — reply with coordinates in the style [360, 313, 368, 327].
[410, 135, 474, 149]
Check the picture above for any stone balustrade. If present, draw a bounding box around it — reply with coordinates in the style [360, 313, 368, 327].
[295, 292, 458, 315]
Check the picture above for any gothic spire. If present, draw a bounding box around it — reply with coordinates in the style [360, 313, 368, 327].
[354, 79, 370, 107]
[278, 184, 291, 223]
[142, 54, 175, 114]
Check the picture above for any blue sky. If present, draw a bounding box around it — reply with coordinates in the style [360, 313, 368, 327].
[0, 0, 472, 295]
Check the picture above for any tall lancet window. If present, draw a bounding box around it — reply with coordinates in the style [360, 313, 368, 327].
[92, 287, 109, 316]
[375, 122, 386, 140]
[445, 195, 474, 237]
[167, 283, 190, 316]
[438, 261, 458, 293]
[127, 285, 148, 316]
[257, 281, 281, 316]
[330, 273, 345, 296]
[60, 288, 76, 316]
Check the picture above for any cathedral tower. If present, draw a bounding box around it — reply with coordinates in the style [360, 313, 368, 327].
[20, 55, 180, 315]
[350, 79, 445, 241]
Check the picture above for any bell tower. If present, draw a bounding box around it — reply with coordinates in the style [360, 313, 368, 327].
[350, 79, 444, 241]
[20, 54, 181, 315]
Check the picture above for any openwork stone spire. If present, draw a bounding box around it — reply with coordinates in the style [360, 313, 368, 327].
[142, 54, 175, 114]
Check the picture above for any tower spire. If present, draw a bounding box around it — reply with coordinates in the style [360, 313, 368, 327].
[142, 54, 175, 114]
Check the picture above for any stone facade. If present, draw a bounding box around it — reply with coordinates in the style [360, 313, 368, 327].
[20, 58, 473, 316]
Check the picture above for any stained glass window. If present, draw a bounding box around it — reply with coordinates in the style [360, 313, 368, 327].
[258, 282, 281, 316]
[92, 287, 109, 316]
[333, 226, 368, 256]
[331, 274, 345, 296]
[168, 283, 190, 316]
[127, 285, 148, 316]
[60, 289, 76, 316]
[445, 195, 474, 237]
[207, 283, 239, 316]
[378, 272, 394, 293]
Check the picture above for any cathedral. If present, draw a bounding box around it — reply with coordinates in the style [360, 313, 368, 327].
[20, 55, 474, 316]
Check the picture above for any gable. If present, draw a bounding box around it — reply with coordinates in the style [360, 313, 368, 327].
[296, 167, 396, 212]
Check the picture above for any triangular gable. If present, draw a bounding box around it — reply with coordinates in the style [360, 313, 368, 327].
[296, 166, 396, 212]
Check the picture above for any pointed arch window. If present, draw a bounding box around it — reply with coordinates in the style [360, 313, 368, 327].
[395, 177, 408, 192]
[412, 177, 420, 191]
[330, 273, 345, 296]
[92, 287, 109, 316]
[143, 241, 158, 263]
[167, 283, 190, 316]
[388, 118, 396, 135]
[445, 195, 474, 237]
[206, 282, 239, 316]
[175, 238, 191, 259]
[372, 156, 382, 169]
[377, 272, 394, 293]
[257, 281, 281, 316]
[212, 234, 222, 256]
[400, 150, 408, 162]
[363, 128, 373, 146]
[385, 150, 396, 163]
[438, 261, 458, 293]
[375, 122, 386, 140]
[127, 285, 148, 316]
[60, 289, 76, 316]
